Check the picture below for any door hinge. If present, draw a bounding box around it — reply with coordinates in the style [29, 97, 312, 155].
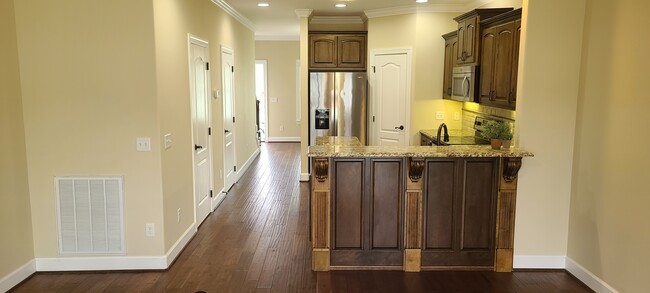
[372, 66, 376, 73]
[234, 166, 237, 172]
[208, 127, 211, 135]
[232, 117, 236, 123]
[209, 190, 213, 198]
[206, 62, 210, 70]
[372, 116, 375, 122]
[231, 66, 234, 73]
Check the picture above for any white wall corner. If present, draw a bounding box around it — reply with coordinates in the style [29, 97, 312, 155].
[236, 147, 261, 182]
[0, 260, 36, 292]
[165, 223, 198, 267]
[300, 173, 310, 182]
[513, 255, 566, 269]
[566, 257, 620, 293]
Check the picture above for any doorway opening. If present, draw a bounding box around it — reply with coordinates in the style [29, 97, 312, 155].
[255, 60, 268, 142]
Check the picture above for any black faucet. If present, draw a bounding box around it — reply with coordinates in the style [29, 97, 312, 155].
[437, 123, 449, 143]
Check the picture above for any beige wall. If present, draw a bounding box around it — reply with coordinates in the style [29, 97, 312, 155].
[0, 0, 34, 279]
[367, 13, 463, 145]
[568, 0, 650, 292]
[14, 0, 165, 257]
[514, 0, 585, 258]
[255, 41, 301, 140]
[152, 0, 257, 251]
[299, 16, 310, 176]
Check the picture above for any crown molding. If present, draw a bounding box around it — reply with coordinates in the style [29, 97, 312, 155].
[210, 0, 255, 32]
[465, 0, 494, 10]
[310, 16, 365, 25]
[364, 4, 466, 19]
[255, 34, 300, 41]
[295, 9, 313, 18]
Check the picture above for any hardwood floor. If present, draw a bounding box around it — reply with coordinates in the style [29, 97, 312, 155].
[11, 142, 592, 293]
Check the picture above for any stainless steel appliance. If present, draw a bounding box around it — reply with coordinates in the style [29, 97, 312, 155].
[450, 65, 479, 102]
[309, 72, 367, 145]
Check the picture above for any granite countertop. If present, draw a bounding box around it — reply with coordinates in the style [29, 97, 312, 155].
[315, 136, 361, 146]
[307, 145, 533, 158]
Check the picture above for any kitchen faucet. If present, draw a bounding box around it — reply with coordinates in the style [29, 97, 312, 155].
[437, 123, 449, 143]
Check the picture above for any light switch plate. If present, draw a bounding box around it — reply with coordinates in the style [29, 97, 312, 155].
[270, 97, 278, 103]
[136, 137, 151, 151]
[164, 133, 173, 149]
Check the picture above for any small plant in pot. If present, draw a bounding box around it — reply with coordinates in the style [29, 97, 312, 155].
[481, 121, 510, 150]
[499, 124, 513, 149]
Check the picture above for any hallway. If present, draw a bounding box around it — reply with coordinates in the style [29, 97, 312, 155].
[11, 143, 591, 292]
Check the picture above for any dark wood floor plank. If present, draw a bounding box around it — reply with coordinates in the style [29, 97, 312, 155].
[10, 143, 593, 293]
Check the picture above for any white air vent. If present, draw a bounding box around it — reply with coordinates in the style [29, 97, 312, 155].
[56, 177, 125, 254]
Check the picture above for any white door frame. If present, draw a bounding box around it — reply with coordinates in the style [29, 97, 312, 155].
[255, 60, 269, 142]
[188, 34, 215, 225]
[370, 48, 412, 146]
[222, 46, 237, 192]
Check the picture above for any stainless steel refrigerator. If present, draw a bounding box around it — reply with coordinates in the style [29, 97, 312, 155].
[309, 72, 367, 145]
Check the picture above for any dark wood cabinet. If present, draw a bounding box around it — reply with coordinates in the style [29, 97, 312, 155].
[478, 9, 522, 110]
[421, 158, 499, 267]
[454, 8, 512, 65]
[442, 31, 458, 99]
[309, 33, 367, 70]
[330, 158, 404, 266]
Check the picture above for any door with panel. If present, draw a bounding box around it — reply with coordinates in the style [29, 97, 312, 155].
[372, 50, 410, 146]
[222, 47, 236, 192]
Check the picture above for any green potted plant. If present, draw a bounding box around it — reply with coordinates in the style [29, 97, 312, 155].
[499, 123, 513, 149]
[481, 121, 510, 150]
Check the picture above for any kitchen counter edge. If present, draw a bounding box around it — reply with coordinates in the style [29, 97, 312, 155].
[307, 145, 533, 158]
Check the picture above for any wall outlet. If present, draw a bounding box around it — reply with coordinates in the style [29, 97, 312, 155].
[177, 208, 181, 223]
[280, 125, 284, 132]
[436, 112, 445, 120]
[270, 97, 278, 103]
[454, 112, 460, 121]
[136, 137, 151, 151]
[145, 223, 155, 237]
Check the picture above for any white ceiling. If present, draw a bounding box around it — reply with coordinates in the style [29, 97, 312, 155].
[214, 0, 493, 40]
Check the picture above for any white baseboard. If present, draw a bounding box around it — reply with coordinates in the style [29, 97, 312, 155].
[513, 255, 566, 269]
[236, 147, 261, 182]
[566, 257, 619, 293]
[300, 173, 310, 182]
[35, 255, 166, 271]
[164, 223, 197, 267]
[35, 224, 198, 272]
[0, 259, 36, 292]
[267, 137, 300, 142]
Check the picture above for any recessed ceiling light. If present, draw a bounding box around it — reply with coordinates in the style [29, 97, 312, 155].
[416, 0, 429, 3]
[258, 2, 269, 7]
[335, 3, 347, 8]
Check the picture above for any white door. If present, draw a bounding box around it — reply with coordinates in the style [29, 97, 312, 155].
[189, 36, 212, 225]
[222, 47, 236, 192]
[372, 50, 411, 146]
[255, 60, 268, 142]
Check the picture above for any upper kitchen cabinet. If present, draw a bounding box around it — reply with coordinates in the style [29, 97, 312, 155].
[454, 8, 513, 65]
[479, 9, 522, 110]
[309, 33, 367, 70]
[442, 31, 458, 99]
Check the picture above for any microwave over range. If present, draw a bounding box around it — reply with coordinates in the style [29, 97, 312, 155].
[450, 65, 479, 102]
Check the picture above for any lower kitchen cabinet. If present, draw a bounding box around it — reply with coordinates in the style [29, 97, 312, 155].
[330, 158, 404, 266]
[421, 158, 498, 267]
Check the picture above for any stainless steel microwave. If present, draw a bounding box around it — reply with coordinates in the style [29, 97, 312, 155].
[450, 65, 478, 102]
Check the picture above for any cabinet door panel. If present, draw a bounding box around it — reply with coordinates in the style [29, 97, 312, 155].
[460, 159, 497, 251]
[337, 35, 366, 68]
[333, 160, 364, 249]
[463, 18, 478, 63]
[510, 19, 522, 107]
[310, 35, 337, 68]
[370, 160, 402, 249]
[479, 27, 496, 104]
[493, 22, 515, 105]
[424, 160, 457, 250]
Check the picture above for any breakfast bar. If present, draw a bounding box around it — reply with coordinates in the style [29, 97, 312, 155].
[308, 138, 532, 272]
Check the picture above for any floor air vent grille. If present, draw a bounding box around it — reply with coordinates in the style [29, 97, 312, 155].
[56, 177, 125, 254]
